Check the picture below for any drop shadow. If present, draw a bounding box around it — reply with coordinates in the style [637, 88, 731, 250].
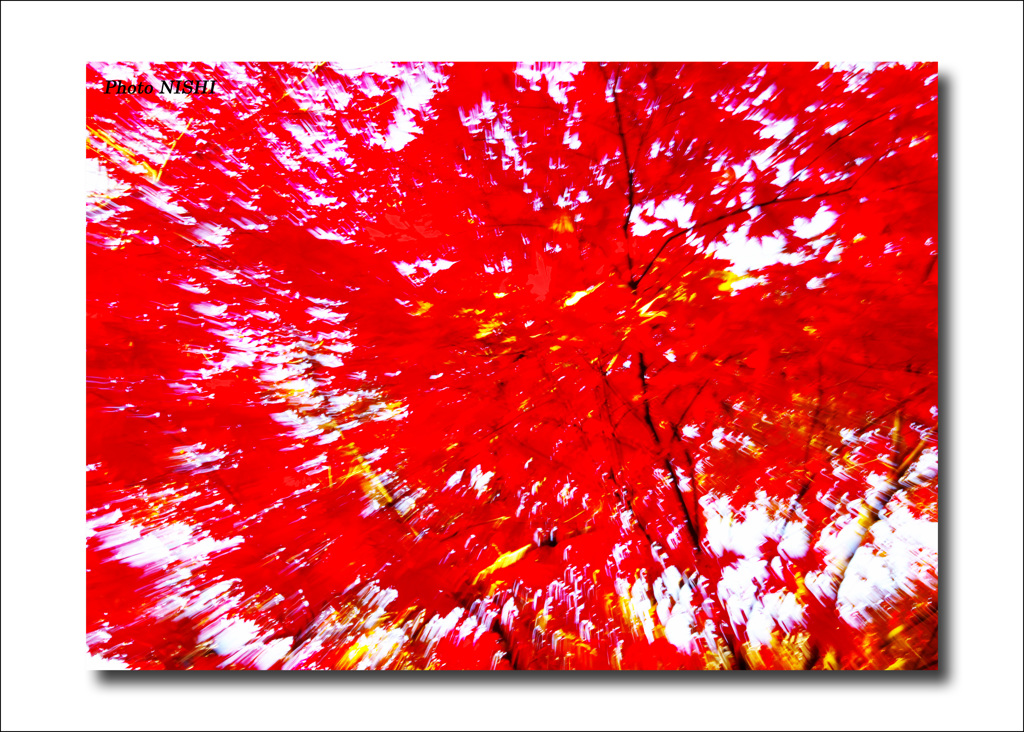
[935, 70, 951, 682]
[98, 666, 941, 688]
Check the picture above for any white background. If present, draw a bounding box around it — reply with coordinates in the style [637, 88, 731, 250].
[2, 1, 1022, 730]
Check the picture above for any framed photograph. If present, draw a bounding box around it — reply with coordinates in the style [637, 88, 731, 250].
[86, 60, 938, 672]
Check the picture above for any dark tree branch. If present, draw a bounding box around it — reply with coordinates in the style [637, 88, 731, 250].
[610, 68, 637, 282]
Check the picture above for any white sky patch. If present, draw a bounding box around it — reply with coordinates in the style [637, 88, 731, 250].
[320, 76, 354, 111]
[629, 195, 698, 238]
[138, 186, 195, 226]
[711, 224, 806, 275]
[89, 61, 143, 84]
[460, 96, 530, 175]
[469, 465, 495, 498]
[555, 187, 576, 209]
[751, 83, 778, 108]
[397, 64, 446, 108]
[379, 107, 422, 151]
[718, 557, 770, 630]
[86, 508, 123, 535]
[192, 225, 234, 250]
[744, 602, 777, 647]
[628, 577, 657, 643]
[903, 447, 939, 486]
[297, 453, 328, 473]
[173, 442, 229, 472]
[86, 158, 130, 203]
[200, 615, 262, 655]
[278, 377, 318, 396]
[792, 205, 837, 239]
[328, 391, 372, 413]
[308, 227, 351, 243]
[710, 427, 727, 450]
[703, 493, 782, 559]
[356, 627, 408, 670]
[286, 122, 353, 167]
[210, 326, 262, 367]
[772, 158, 795, 187]
[765, 590, 806, 633]
[653, 565, 701, 654]
[364, 448, 388, 463]
[96, 520, 244, 570]
[420, 606, 465, 648]
[802, 444, 937, 610]
[778, 520, 811, 560]
[277, 582, 407, 669]
[306, 306, 347, 324]
[394, 261, 418, 277]
[812, 511, 870, 601]
[420, 258, 454, 274]
[247, 637, 293, 670]
[336, 64, 444, 152]
[759, 117, 796, 140]
[271, 410, 331, 440]
[629, 210, 666, 237]
[654, 196, 696, 228]
[176, 280, 210, 295]
[199, 265, 240, 284]
[515, 62, 585, 105]
[825, 121, 849, 136]
[261, 363, 306, 383]
[230, 217, 268, 232]
[181, 579, 240, 619]
[836, 497, 938, 629]
[86, 97, 183, 177]
[394, 258, 455, 282]
[313, 353, 344, 368]
[380, 65, 446, 151]
[122, 569, 303, 671]
[748, 588, 806, 643]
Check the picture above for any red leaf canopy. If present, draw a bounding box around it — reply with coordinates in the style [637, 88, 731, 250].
[87, 61, 937, 670]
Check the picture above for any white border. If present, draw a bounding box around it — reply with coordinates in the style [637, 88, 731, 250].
[2, 2, 1022, 730]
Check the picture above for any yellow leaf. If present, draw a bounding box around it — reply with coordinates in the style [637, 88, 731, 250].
[476, 319, 501, 338]
[474, 544, 531, 584]
[637, 297, 667, 321]
[88, 125, 159, 179]
[715, 270, 750, 292]
[551, 214, 574, 234]
[563, 283, 601, 307]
